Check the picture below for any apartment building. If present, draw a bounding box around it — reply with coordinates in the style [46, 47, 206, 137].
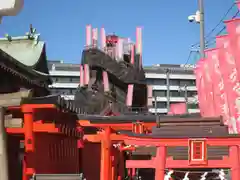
[48, 61, 199, 114]
[144, 64, 199, 114]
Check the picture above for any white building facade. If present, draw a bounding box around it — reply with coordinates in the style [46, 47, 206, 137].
[48, 61, 199, 114]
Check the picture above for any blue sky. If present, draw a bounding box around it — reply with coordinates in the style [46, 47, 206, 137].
[1, 0, 239, 65]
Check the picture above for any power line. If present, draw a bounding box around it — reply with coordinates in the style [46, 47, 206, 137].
[185, 51, 193, 65]
[205, 26, 226, 45]
[186, 4, 239, 65]
[205, 3, 235, 39]
[205, 10, 239, 46]
[183, 50, 199, 67]
[192, 3, 236, 47]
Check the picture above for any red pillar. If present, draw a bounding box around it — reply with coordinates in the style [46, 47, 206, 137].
[155, 146, 166, 180]
[22, 105, 34, 152]
[22, 155, 27, 180]
[117, 150, 124, 180]
[100, 127, 111, 180]
[22, 105, 35, 179]
[230, 145, 240, 180]
[77, 126, 83, 173]
[111, 154, 115, 180]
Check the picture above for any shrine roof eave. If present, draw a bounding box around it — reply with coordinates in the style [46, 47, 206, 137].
[0, 37, 51, 84]
[118, 130, 240, 139]
[0, 36, 46, 67]
[20, 94, 79, 115]
[0, 49, 51, 87]
[77, 113, 221, 124]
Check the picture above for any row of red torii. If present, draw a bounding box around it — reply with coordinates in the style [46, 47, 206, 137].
[80, 120, 240, 180]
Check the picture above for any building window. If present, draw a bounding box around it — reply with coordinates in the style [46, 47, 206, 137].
[180, 80, 196, 86]
[169, 90, 184, 97]
[153, 90, 167, 97]
[152, 102, 167, 108]
[147, 78, 166, 85]
[58, 77, 71, 83]
[169, 79, 196, 86]
[70, 77, 80, 83]
[169, 79, 180, 86]
[51, 76, 80, 83]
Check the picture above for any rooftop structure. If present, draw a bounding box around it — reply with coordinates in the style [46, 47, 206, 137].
[0, 25, 51, 96]
[47, 61, 199, 114]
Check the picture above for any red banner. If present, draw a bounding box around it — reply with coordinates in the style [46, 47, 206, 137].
[225, 18, 240, 79]
[216, 34, 239, 133]
[168, 103, 187, 115]
[195, 59, 208, 117]
[204, 48, 220, 116]
[203, 49, 216, 117]
[206, 47, 232, 128]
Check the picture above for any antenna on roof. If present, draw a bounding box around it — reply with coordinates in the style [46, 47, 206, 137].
[25, 24, 40, 45]
[26, 24, 37, 39]
[30, 24, 33, 33]
[31, 26, 36, 34]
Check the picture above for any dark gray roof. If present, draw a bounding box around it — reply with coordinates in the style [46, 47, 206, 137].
[48, 60, 195, 74]
[144, 64, 195, 74]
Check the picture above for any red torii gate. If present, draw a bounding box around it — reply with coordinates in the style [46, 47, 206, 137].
[124, 136, 240, 180]
[80, 116, 240, 180]
[80, 119, 155, 180]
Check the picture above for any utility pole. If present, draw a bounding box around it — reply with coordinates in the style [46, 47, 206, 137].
[188, 0, 205, 57]
[154, 97, 161, 128]
[154, 97, 157, 116]
[199, 0, 205, 58]
[184, 85, 189, 114]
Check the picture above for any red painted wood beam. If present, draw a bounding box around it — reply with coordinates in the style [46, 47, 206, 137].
[78, 120, 155, 131]
[22, 104, 56, 109]
[124, 136, 240, 147]
[126, 157, 232, 169]
[126, 160, 154, 168]
[6, 128, 24, 134]
[84, 134, 125, 142]
[6, 122, 83, 137]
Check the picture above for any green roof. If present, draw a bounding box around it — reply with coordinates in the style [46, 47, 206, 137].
[0, 35, 51, 85]
[0, 36, 45, 67]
